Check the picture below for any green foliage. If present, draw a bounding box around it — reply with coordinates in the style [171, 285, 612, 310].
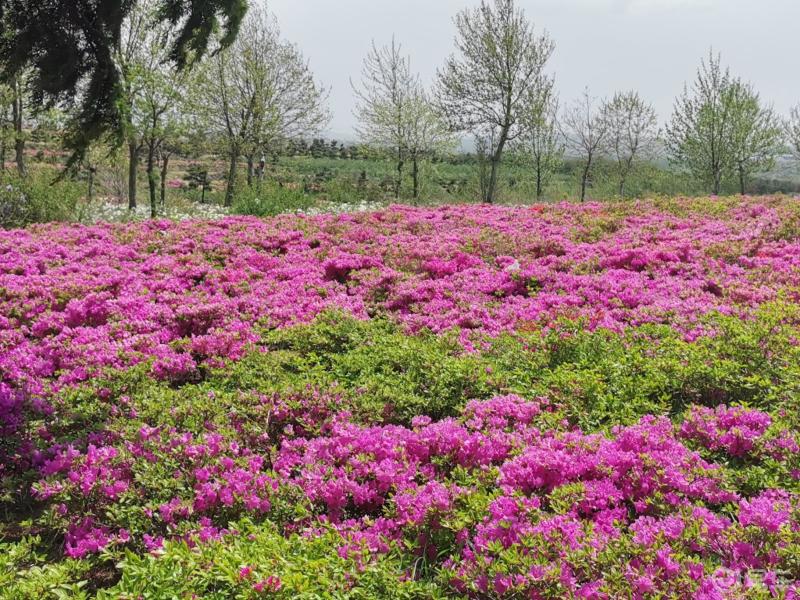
[263, 153, 733, 206]
[90, 301, 800, 432]
[100, 520, 448, 599]
[185, 164, 211, 195]
[0, 170, 83, 229]
[0, 537, 94, 600]
[232, 181, 316, 217]
[529, 305, 800, 431]
[254, 313, 498, 423]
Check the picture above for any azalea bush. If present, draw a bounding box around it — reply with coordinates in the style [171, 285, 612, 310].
[2, 197, 800, 598]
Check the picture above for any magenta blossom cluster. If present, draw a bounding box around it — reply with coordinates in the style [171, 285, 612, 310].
[26, 382, 800, 597]
[2, 199, 799, 397]
[681, 405, 800, 460]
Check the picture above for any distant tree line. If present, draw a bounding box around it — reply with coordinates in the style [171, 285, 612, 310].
[0, 0, 799, 210]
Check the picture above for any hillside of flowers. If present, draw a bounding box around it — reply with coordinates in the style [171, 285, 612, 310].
[2, 196, 800, 599]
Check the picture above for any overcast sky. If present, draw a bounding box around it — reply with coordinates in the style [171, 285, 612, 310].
[269, 0, 800, 140]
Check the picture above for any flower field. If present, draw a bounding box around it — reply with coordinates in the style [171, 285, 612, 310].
[2, 196, 800, 598]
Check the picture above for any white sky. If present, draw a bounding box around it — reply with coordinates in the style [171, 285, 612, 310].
[269, 0, 800, 140]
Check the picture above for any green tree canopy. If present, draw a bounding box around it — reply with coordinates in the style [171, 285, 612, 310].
[0, 0, 247, 166]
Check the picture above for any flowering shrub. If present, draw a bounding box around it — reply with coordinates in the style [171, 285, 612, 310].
[3, 197, 800, 598]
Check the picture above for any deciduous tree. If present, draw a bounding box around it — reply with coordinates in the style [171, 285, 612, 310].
[563, 88, 608, 202]
[119, 0, 188, 216]
[516, 80, 562, 201]
[195, 3, 329, 206]
[666, 52, 737, 195]
[726, 81, 782, 195]
[601, 90, 658, 199]
[788, 104, 800, 161]
[437, 0, 554, 203]
[353, 39, 417, 200]
[405, 90, 455, 202]
[354, 40, 454, 202]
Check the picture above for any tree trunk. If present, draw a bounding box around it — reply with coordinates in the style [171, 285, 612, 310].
[535, 161, 543, 201]
[395, 147, 404, 200]
[486, 128, 510, 204]
[411, 156, 420, 203]
[160, 153, 170, 209]
[146, 142, 158, 219]
[738, 165, 746, 196]
[87, 166, 95, 202]
[712, 169, 721, 196]
[14, 136, 24, 176]
[128, 142, 139, 210]
[258, 152, 267, 183]
[12, 79, 25, 177]
[619, 159, 634, 200]
[486, 156, 502, 204]
[224, 146, 238, 207]
[580, 160, 591, 202]
[580, 173, 588, 202]
[246, 154, 254, 188]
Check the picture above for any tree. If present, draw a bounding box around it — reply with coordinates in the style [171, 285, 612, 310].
[0, 0, 247, 165]
[437, 0, 554, 204]
[0, 67, 29, 176]
[0, 82, 13, 172]
[563, 88, 608, 202]
[187, 164, 212, 204]
[116, 3, 151, 210]
[353, 39, 416, 200]
[137, 74, 187, 218]
[9, 73, 25, 175]
[601, 90, 658, 199]
[516, 80, 562, 201]
[354, 39, 454, 202]
[668, 51, 784, 195]
[116, 0, 190, 214]
[126, 2, 189, 218]
[666, 51, 738, 195]
[788, 104, 800, 160]
[726, 81, 782, 195]
[404, 90, 456, 202]
[195, 3, 329, 206]
[246, 34, 329, 184]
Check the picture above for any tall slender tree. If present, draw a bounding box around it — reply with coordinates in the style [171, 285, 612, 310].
[404, 89, 455, 202]
[788, 104, 800, 160]
[354, 39, 452, 201]
[563, 88, 608, 202]
[127, 4, 189, 217]
[0, 83, 11, 171]
[601, 90, 658, 199]
[516, 80, 562, 201]
[437, 0, 554, 203]
[726, 81, 782, 195]
[8, 74, 25, 175]
[666, 51, 737, 195]
[353, 39, 417, 200]
[116, 3, 151, 210]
